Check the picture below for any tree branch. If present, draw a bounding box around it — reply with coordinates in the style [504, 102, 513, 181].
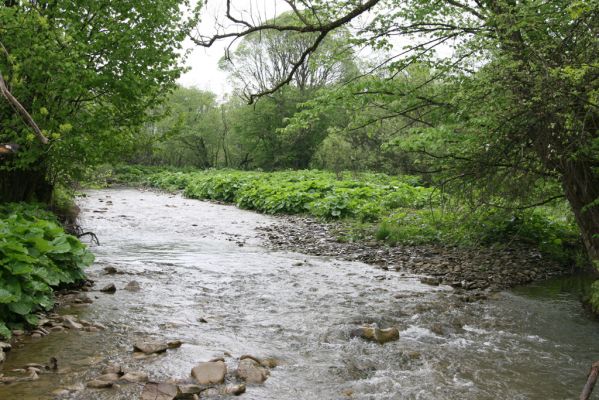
[0, 70, 49, 145]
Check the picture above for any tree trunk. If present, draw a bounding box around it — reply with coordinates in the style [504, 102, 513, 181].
[0, 167, 53, 203]
[562, 160, 599, 263]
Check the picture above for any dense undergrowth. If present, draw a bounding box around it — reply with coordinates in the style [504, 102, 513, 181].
[0, 204, 94, 338]
[96, 165, 582, 265]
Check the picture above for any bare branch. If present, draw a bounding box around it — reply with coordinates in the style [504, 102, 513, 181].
[0, 71, 49, 145]
[192, 0, 382, 102]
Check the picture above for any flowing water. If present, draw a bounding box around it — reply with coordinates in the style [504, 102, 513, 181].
[0, 188, 598, 399]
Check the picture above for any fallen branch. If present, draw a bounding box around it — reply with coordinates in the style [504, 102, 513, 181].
[580, 361, 599, 400]
[77, 231, 100, 246]
[0, 71, 49, 145]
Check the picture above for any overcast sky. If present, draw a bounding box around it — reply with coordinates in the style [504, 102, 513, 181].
[177, 1, 292, 96]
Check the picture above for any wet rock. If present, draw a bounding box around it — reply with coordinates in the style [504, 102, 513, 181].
[141, 382, 177, 400]
[260, 357, 279, 369]
[48, 357, 58, 371]
[191, 361, 226, 385]
[201, 384, 246, 397]
[167, 340, 183, 349]
[100, 283, 117, 293]
[134, 341, 169, 355]
[86, 379, 114, 389]
[224, 384, 246, 395]
[27, 366, 41, 374]
[0, 376, 18, 384]
[62, 316, 83, 330]
[104, 266, 118, 274]
[0, 352, 5, 364]
[102, 363, 123, 375]
[95, 373, 121, 382]
[51, 388, 70, 396]
[350, 326, 400, 344]
[122, 371, 149, 383]
[124, 281, 141, 292]
[236, 358, 269, 383]
[420, 276, 441, 286]
[12, 330, 24, 336]
[175, 384, 202, 399]
[0, 342, 12, 352]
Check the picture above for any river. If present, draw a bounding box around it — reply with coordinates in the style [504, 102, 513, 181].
[0, 188, 597, 399]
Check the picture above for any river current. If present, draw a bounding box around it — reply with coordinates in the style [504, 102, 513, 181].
[0, 188, 597, 399]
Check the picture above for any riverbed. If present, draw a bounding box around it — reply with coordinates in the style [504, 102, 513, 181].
[0, 188, 597, 399]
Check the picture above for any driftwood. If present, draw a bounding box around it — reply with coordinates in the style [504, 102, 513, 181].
[580, 361, 599, 400]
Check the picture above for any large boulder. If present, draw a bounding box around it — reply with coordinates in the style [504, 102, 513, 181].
[191, 361, 226, 385]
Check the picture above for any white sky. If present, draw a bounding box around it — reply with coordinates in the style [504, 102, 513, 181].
[176, 1, 455, 96]
[177, 1, 292, 95]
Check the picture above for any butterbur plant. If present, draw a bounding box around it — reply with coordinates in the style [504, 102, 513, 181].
[0, 204, 94, 338]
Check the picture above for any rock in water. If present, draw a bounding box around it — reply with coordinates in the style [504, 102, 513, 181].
[133, 341, 169, 355]
[176, 384, 202, 398]
[100, 283, 117, 293]
[62, 316, 83, 330]
[104, 266, 118, 274]
[236, 358, 269, 383]
[141, 382, 177, 400]
[350, 326, 400, 344]
[124, 281, 141, 292]
[121, 371, 149, 383]
[420, 276, 441, 286]
[190, 361, 226, 385]
[95, 373, 121, 382]
[86, 379, 114, 389]
[224, 383, 246, 395]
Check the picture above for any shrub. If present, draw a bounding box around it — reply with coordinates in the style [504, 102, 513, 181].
[0, 204, 94, 338]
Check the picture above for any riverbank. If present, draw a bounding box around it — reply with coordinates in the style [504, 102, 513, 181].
[259, 215, 573, 295]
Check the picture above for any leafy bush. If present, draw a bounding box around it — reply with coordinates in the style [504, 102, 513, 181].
[0, 204, 94, 338]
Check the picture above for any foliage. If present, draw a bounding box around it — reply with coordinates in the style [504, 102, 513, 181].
[0, 203, 94, 338]
[0, 0, 194, 200]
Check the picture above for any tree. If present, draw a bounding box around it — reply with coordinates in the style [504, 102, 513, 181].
[135, 87, 225, 168]
[193, 0, 599, 263]
[218, 10, 357, 100]
[0, 0, 194, 202]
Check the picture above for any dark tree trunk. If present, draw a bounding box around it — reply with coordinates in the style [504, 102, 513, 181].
[562, 160, 599, 263]
[0, 167, 53, 203]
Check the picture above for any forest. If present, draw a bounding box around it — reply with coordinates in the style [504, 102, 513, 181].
[0, 1, 598, 399]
